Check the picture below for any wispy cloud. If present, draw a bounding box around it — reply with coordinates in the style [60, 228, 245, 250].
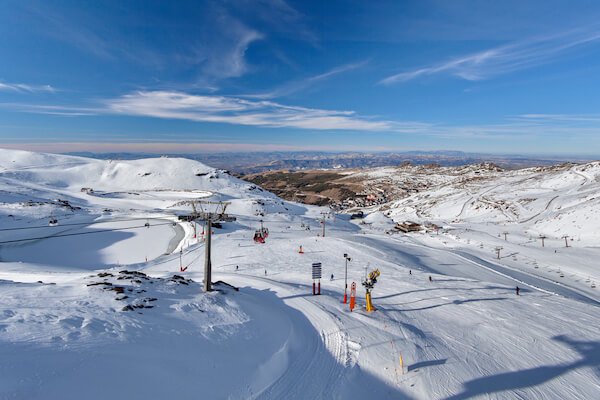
[0, 103, 95, 116]
[104, 90, 427, 132]
[21, 2, 264, 82]
[196, 17, 264, 81]
[0, 82, 56, 93]
[0, 90, 430, 132]
[6, 91, 600, 141]
[381, 26, 600, 85]
[246, 60, 369, 99]
[518, 113, 600, 123]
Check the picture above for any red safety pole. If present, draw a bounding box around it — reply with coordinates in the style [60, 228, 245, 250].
[349, 282, 356, 312]
[318, 281, 321, 295]
[313, 281, 316, 295]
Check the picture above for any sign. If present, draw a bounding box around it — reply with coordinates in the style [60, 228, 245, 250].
[312, 262, 322, 279]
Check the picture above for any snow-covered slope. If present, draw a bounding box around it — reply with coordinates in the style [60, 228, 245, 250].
[383, 162, 600, 242]
[1, 149, 599, 400]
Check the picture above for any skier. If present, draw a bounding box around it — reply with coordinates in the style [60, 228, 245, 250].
[409, 270, 412, 275]
[235, 265, 239, 271]
[265, 269, 267, 276]
[330, 273, 334, 281]
[516, 286, 520, 296]
[428, 275, 432, 282]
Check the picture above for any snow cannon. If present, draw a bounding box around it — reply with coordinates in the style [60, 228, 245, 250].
[362, 269, 380, 312]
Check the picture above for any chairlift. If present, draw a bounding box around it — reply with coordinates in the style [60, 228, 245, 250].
[258, 220, 269, 239]
[253, 230, 265, 244]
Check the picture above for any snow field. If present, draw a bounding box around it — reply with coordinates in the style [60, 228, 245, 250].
[1, 149, 600, 399]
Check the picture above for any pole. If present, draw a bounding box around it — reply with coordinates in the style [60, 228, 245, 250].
[344, 256, 348, 303]
[322, 214, 325, 237]
[204, 216, 212, 292]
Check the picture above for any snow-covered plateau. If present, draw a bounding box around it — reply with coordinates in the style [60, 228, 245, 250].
[1, 149, 599, 399]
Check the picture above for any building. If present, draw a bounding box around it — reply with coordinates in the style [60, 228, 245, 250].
[395, 221, 422, 233]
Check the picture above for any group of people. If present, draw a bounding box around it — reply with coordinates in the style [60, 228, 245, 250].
[415, 269, 521, 296]
[237, 264, 523, 296]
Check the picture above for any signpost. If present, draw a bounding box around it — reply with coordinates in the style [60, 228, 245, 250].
[312, 262, 322, 295]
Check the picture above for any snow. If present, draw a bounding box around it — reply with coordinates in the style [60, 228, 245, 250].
[1, 149, 600, 399]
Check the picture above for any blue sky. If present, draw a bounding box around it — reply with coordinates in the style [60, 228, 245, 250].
[1, 0, 600, 155]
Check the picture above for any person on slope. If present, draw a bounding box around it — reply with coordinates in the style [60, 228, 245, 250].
[330, 273, 334, 281]
[516, 286, 520, 296]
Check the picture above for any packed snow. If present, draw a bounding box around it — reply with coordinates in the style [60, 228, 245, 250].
[1, 149, 599, 399]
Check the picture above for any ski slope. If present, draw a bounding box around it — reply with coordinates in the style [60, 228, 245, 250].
[1, 150, 599, 399]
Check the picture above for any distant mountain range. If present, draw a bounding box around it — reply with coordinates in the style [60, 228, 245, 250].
[65, 150, 597, 174]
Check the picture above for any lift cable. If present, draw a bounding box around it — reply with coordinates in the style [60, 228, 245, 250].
[0, 221, 175, 245]
[0, 216, 178, 232]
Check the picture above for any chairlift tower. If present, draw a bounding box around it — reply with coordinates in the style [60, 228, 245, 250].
[179, 200, 230, 292]
[494, 246, 503, 259]
[320, 212, 328, 237]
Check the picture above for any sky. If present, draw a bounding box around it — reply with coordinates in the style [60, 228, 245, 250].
[1, 0, 600, 155]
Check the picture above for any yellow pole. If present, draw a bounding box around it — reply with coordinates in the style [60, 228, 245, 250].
[399, 354, 404, 374]
[366, 292, 374, 312]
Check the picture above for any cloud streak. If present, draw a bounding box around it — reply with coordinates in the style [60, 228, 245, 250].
[104, 90, 427, 132]
[0, 82, 56, 93]
[381, 26, 600, 85]
[5, 93, 600, 141]
[246, 60, 369, 99]
[193, 13, 264, 81]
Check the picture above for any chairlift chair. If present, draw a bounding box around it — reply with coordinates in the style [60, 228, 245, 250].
[253, 230, 265, 244]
